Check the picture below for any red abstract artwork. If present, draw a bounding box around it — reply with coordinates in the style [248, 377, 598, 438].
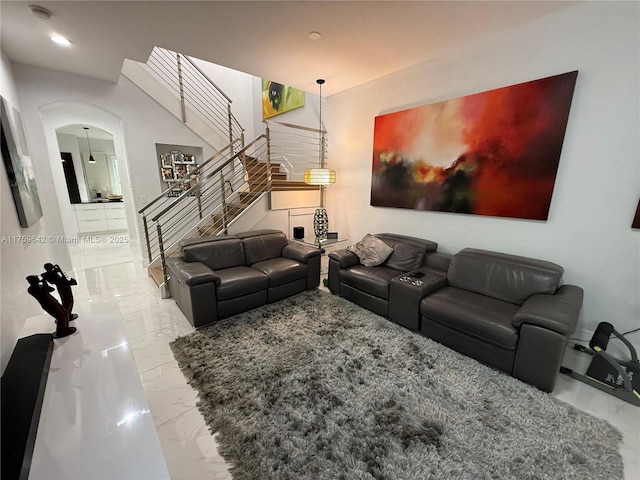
[371, 71, 578, 220]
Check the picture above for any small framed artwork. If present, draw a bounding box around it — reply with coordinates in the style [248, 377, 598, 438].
[161, 167, 173, 181]
[161, 154, 173, 167]
[632, 198, 640, 229]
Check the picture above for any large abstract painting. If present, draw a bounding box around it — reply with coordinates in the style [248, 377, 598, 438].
[262, 79, 305, 119]
[1, 96, 43, 227]
[371, 71, 578, 220]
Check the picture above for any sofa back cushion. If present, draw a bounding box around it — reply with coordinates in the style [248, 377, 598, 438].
[447, 248, 563, 305]
[241, 231, 289, 265]
[376, 234, 429, 272]
[347, 234, 394, 267]
[181, 236, 245, 271]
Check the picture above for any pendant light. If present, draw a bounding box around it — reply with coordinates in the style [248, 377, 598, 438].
[304, 79, 336, 188]
[83, 127, 96, 163]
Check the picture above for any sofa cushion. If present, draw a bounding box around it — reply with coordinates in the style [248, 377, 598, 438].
[181, 237, 245, 271]
[380, 239, 426, 272]
[242, 232, 289, 265]
[347, 234, 394, 267]
[447, 248, 563, 305]
[252, 257, 308, 287]
[215, 266, 268, 301]
[421, 287, 520, 350]
[339, 265, 400, 300]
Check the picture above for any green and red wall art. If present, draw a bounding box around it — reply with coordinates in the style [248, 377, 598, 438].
[371, 71, 579, 220]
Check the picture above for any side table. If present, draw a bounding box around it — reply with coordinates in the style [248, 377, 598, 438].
[389, 269, 447, 331]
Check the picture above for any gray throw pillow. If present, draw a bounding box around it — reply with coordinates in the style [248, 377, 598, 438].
[347, 234, 394, 267]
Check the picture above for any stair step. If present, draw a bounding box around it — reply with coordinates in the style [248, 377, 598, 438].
[271, 181, 320, 191]
[149, 266, 164, 286]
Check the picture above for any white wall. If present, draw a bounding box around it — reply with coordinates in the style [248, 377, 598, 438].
[0, 51, 72, 374]
[326, 1, 640, 339]
[189, 58, 257, 142]
[13, 65, 219, 260]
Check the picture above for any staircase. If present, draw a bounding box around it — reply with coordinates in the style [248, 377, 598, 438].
[132, 47, 325, 296]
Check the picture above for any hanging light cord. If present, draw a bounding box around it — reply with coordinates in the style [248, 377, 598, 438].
[317, 79, 325, 166]
[83, 127, 95, 163]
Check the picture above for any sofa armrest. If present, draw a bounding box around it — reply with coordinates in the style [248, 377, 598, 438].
[328, 249, 360, 268]
[167, 257, 220, 287]
[513, 284, 583, 335]
[282, 242, 321, 263]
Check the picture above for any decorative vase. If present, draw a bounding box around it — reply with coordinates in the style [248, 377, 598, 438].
[313, 208, 328, 244]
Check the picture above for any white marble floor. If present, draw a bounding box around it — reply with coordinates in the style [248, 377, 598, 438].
[64, 238, 639, 480]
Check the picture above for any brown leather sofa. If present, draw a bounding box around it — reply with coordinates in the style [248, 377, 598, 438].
[420, 248, 583, 392]
[329, 235, 583, 392]
[167, 229, 320, 328]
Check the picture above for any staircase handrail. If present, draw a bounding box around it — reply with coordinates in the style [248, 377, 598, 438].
[264, 119, 326, 135]
[181, 54, 232, 103]
[151, 134, 267, 223]
[146, 47, 244, 147]
[138, 138, 241, 216]
[181, 54, 245, 139]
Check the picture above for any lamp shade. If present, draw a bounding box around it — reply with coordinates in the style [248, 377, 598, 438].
[304, 168, 336, 186]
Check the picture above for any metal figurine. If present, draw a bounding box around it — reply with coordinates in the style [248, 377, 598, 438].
[42, 263, 78, 320]
[26, 275, 76, 338]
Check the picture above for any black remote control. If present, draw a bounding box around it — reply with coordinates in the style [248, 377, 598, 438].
[411, 271, 424, 278]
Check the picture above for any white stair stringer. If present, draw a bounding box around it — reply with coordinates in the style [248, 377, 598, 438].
[122, 59, 229, 150]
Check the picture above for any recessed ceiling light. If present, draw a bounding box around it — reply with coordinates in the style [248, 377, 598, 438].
[29, 5, 51, 20]
[51, 35, 72, 47]
[307, 31, 322, 41]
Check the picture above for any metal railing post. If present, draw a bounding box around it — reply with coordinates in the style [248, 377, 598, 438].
[220, 171, 228, 233]
[176, 53, 187, 123]
[196, 174, 203, 220]
[157, 222, 168, 285]
[142, 215, 153, 264]
[227, 104, 234, 146]
[266, 128, 273, 210]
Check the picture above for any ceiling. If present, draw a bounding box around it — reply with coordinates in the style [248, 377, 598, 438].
[1, 1, 578, 96]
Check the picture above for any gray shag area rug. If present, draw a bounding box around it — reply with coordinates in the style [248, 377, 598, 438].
[170, 290, 623, 480]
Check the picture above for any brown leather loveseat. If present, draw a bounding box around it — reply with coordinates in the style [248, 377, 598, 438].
[167, 229, 320, 328]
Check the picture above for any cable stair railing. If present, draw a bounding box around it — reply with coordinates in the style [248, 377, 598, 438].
[139, 136, 274, 292]
[137, 46, 330, 295]
[265, 120, 327, 185]
[146, 46, 245, 151]
[139, 122, 327, 296]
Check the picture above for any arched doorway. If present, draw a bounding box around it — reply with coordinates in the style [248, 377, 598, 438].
[39, 102, 137, 244]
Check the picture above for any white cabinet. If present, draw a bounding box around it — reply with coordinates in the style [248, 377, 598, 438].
[105, 203, 127, 230]
[74, 203, 127, 234]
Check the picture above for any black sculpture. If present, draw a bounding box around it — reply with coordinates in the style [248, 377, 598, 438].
[26, 266, 77, 339]
[42, 263, 78, 320]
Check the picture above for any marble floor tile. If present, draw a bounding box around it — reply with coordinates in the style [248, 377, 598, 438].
[140, 361, 199, 427]
[129, 328, 182, 374]
[121, 302, 193, 340]
[155, 407, 233, 480]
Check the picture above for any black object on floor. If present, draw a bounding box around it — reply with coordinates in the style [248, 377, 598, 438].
[560, 322, 640, 406]
[1, 334, 54, 480]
